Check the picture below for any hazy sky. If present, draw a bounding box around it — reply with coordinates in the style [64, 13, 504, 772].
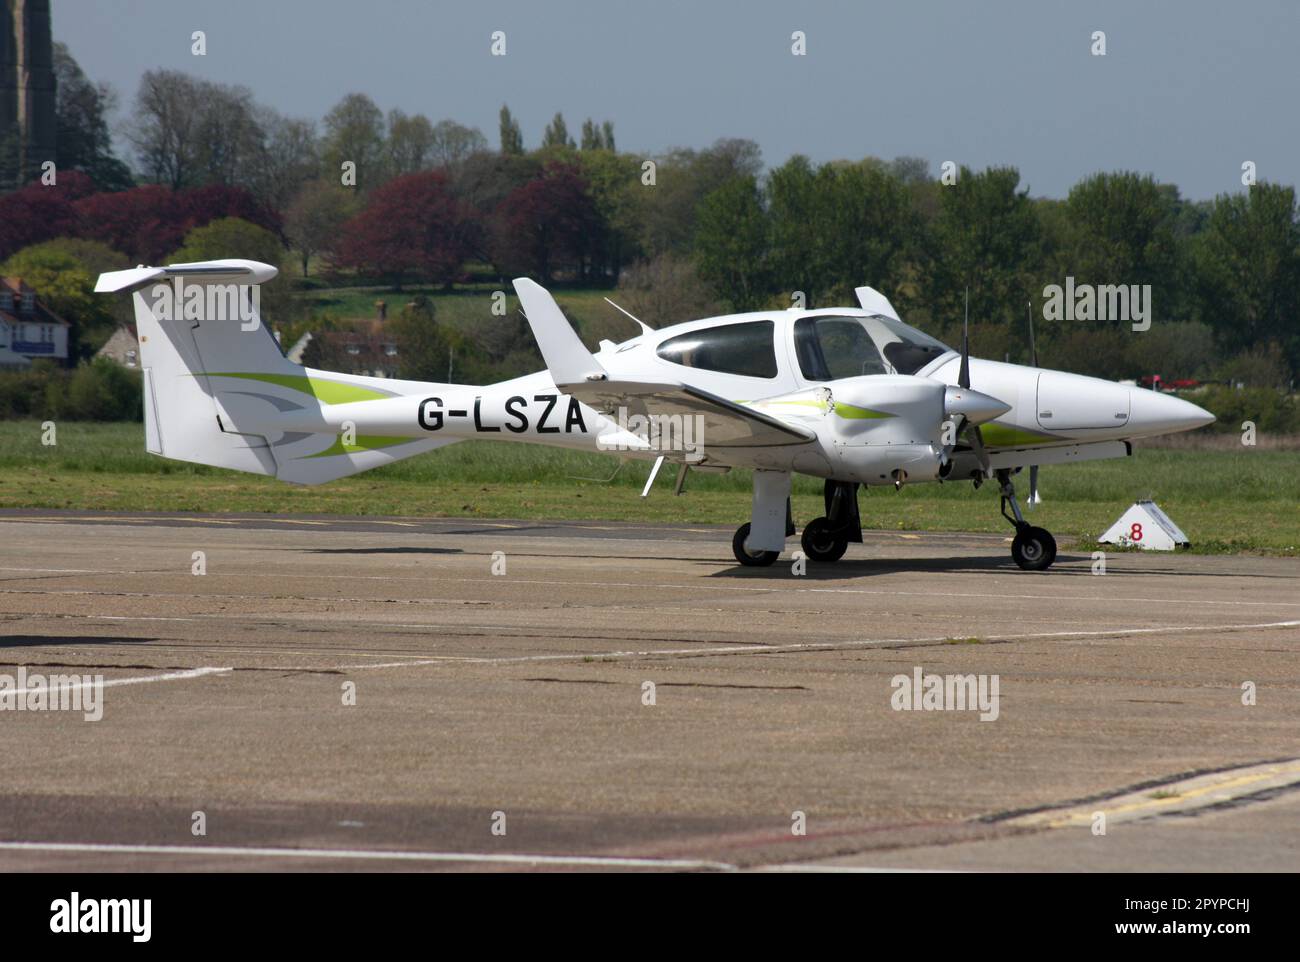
[54, 0, 1298, 199]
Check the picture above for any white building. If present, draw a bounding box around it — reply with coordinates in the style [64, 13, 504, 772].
[0, 277, 70, 368]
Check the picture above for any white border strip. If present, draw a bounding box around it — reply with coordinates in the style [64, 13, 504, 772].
[0, 840, 734, 871]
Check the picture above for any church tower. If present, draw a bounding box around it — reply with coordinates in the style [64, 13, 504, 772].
[1, 0, 57, 188]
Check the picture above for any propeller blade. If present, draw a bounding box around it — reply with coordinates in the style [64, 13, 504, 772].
[969, 424, 991, 476]
[1028, 464, 1042, 506]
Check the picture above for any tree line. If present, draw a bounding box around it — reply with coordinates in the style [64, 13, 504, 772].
[2, 53, 1298, 402]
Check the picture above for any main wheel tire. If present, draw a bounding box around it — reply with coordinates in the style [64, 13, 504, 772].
[732, 522, 779, 567]
[800, 517, 848, 563]
[1011, 526, 1057, 571]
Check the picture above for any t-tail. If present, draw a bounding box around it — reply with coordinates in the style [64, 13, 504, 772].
[95, 259, 465, 484]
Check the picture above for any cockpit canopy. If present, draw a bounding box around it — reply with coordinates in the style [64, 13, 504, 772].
[649, 312, 953, 386]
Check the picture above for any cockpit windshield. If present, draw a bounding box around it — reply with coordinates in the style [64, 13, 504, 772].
[793, 314, 952, 380]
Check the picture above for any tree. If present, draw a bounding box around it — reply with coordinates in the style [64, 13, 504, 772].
[71, 183, 279, 263]
[766, 157, 921, 308]
[385, 109, 436, 176]
[168, 217, 289, 322]
[1193, 182, 1300, 367]
[579, 118, 615, 151]
[72, 184, 183, 262]
[127, 70, 202, 189]
[1, 238, 129, 355]
[694, 175, 770, 310]
[128, 70, 266, 192]
[429, 120, 487, 170]
[179, 184, 281, 237]
[1063, 172, 1188, 320]
[639, 138, 763, 255]
[169, 216, 284, 267]
[248, 110, 319, 211]
[320, 93, 386, 188]
[498, 105, 523, 155]
[284, 179, 359, 276]
[928, 165, 1041, 328]
[542, 112, 574, 149]
[385, 296, 462, 382]
[616, 253, 720, 327]
[491, 162, 601, 282]
[0, 172, 91, 260]
[575, 148, 644, 281]
[52, 43, 133, 191]
[332, 171, 477, 288]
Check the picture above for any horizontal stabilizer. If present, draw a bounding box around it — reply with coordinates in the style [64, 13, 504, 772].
[95, 259, 278, 293]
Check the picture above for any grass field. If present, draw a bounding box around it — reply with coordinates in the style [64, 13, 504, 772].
[1, 420, 1297, 555]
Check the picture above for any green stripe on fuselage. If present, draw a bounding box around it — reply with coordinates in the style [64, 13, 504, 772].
[834, 402, 893, 420]
[979, 422, 1061, 447]
[207, 372, 393, 404]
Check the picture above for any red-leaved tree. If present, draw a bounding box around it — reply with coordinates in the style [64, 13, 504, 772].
[72, 183, 281, 263]
[0, 171, 96, 260]
[491, 161, 602, 283]
[331, 171, 478, 287]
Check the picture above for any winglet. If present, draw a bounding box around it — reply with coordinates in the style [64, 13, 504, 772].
[513, 277, 608, 386]
[854, 286, 901, 321]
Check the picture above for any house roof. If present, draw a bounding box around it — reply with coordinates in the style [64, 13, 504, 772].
[0, 277, 71, 328]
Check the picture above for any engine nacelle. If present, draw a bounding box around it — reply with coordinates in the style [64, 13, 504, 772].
[823, 375, 946, 484]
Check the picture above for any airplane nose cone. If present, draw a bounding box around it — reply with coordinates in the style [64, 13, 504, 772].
[1127, 389, 1215, 436]
[944, 385, 1012, 425]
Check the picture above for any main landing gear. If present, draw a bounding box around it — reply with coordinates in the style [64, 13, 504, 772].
[731, 478, 864, 567]
[731, 470, 796, 567]
[997, 469, 1057, 571]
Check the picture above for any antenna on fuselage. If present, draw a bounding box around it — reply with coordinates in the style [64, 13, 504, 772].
[604, 297, 654, 337]
[1027, 298, 1039, 367]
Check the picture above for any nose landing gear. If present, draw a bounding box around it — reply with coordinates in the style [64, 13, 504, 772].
[998, 469, 1056, 571]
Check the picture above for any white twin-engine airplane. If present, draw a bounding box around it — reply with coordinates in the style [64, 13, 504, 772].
[96, 259, 1214, 571]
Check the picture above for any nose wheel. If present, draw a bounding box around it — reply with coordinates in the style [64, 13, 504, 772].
[998, 469, 1057, 571]
[1011, 525, 1056, 570]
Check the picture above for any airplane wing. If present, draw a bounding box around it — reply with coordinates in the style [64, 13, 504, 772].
[513, 278, 814, 449]
[574, 379, 814, 448]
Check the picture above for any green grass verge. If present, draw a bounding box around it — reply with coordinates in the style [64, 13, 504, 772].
[1, 420, 1297, 555]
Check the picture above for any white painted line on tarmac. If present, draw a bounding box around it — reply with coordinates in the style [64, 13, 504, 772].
[335, 619, 1300, 671]
[7, 666, 231, 696]
[3, 577, 1299, 611]
[0, 840, 734, 871]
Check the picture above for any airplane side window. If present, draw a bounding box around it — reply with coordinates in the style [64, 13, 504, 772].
[794, 317, 888, 380]
[655, 321, 778, 379]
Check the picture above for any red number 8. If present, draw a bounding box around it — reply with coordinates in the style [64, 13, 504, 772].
[1130, 523, 1143, 541]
